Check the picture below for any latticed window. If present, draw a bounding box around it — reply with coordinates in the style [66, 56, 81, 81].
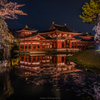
[46, 46, 49, 48]
[29, 46, 31, 49]
[38, 46, 40, 49]
[75, 43, 76, 48]
[21, 57, 24, 60]
[25, 57, 27, 61]
[33, 57, 35, 61]
[21, 46, 24, 49]
[33, 46, 36, 49]
[29, 56, 31, 61]
[25, 46, 27, 49]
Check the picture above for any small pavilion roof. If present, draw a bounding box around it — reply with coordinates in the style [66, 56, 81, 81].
[17, 25, 37, 32]
[79, 32, 94, 37]
[81, 38, 94, 41]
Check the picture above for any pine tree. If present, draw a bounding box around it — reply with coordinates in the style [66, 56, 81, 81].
[79, 0, 100, 24]
[80, 0, 100, 41]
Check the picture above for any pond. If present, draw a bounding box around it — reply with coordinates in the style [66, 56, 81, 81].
[1, 54, 100, 100]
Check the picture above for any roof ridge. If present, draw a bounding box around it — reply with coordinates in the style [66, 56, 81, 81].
[53, 24, 66, 27]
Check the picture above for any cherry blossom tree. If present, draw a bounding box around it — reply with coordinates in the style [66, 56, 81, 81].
[0, 0, 27, 19]
[93, 22, 100, 41]
[0, 0, 27, 60]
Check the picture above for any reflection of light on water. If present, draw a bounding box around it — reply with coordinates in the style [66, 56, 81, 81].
[52, 86, 61, 99]
[15, 54, 100, 100]
[93, 83, 100, 100]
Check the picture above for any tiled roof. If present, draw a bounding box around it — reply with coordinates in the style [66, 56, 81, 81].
[40, 35, 52, 39]
[39, 24, 82, 33]
[53, 24, 82, 33]
[19, 33, 38, 38]
[39, 29, 56, 33]
[81, 37, 94, 41]
[80, 33, 94, 36]
[22, 27, 37, 31]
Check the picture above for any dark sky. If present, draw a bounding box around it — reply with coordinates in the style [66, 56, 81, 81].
[6, 0, 95, 34]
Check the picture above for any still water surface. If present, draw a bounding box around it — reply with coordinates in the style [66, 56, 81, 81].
[6, 54, 100, 100]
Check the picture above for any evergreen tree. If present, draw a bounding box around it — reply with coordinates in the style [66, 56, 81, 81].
[79, 0, 100, 24]
[79, 0, 100, 41]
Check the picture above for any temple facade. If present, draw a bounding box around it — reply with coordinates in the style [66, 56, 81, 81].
[17, 22, 95, 53]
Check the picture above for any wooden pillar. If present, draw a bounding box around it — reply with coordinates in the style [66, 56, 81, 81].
[76, 42, 78, 48]
[45, 45, 46, 51]
[19, 44, 21, 51]
[27, 56, 29, 63]
[54, 42, 56, 48]
[31, 56, 33, 64]
[36, 56, 38, 61]
[27, 44, 29, 51]
[24, 43, 25, 51]
[27, 43, 28, 51]
[49, 45, 50, 51]
[70, 41, 72, 48]
[64, 41, 65, 48]
[24, 55, 25, 62]
[40, 45, 41, 51]
[41, 45, 42, 51]
[36, 45, 37, 51]
[73, 42, 75, 48]
[31, 41, 32, 51]
[19, 55, 21, 61]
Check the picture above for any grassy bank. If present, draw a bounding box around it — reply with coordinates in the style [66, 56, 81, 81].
[69, 49, 100, 74]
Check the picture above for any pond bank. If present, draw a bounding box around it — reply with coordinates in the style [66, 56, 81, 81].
[68, 49, 100, 74]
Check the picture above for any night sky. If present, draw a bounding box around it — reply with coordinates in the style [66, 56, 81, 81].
[7, 0, 95, 35]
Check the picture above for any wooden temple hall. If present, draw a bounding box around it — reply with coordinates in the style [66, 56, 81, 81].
[17, 22, 95, 53]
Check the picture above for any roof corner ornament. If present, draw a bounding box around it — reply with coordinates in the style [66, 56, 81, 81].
[86, 32, 88, 35]
[25, 25, 28, 28]
[64, 23, 66, 26]
[52, 21, 54, 24]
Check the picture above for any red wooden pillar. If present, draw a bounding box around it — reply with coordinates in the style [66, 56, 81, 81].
[49, 45, 50, 51]
[36, 46, 37, 51]
[64, 57, 65, 63]
[40, 45, 41, 51]
[19, 43, 20, 51]
[24, 43, 25, 51]
[54, 42, 55, 48]
[73, 42, 75, 48]
[31, 56, 33, 64]
[36, 56, 38, 61]
[27, 43, 28, 51]
[45, 45, 46, 51]
[76, 42, 78, 48]
[27, 44, 29, 51]
[24, 55, 25, 62]
[64, 41, 65, 48]
[27, 56, 29, 62]
[41, 45, 42, 51]
[19, 55, 21, 61]
[70, 41, 72, 48]
[31, 42, 32, 51]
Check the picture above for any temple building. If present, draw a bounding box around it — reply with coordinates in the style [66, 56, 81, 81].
[17, 22, 95, 53]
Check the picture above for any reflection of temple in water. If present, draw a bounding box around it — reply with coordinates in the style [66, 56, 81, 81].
[16, 54, 82, 77]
